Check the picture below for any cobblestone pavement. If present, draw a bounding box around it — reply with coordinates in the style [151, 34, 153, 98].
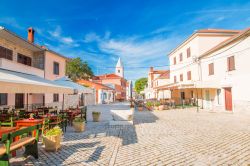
[11, 107, 250, 166]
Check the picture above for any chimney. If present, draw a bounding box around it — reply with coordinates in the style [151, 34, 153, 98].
[27, 27, 35, 43]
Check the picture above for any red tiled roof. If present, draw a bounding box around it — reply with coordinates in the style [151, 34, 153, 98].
[196, 29, 241, 34]
[93, 73, 122, 80]
[200, 27, 250, 58]
[158, 70, 170, 79]
[168, 28, 241, 56]
[77, 79, 114, 90]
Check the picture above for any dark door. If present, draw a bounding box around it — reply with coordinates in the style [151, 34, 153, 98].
[15, 93, 24, 108]
[224, 88, 232, 111]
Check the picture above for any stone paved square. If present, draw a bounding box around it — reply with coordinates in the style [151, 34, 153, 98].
[10, 104, 250, 166]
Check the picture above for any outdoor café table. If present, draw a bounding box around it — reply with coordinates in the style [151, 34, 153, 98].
[15, 119, 43, 136]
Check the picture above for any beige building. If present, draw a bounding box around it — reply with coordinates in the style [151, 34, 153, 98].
[0, 26, 93, 110]
[168, 29, 239, 105]
[197, 28, 250, 113]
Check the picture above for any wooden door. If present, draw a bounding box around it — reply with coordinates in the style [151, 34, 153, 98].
[224, 88, 232, 111]
[15, 93, 24, 109]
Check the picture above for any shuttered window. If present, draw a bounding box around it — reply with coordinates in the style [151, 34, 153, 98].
[227, 56, 235, 71]
[174, 76, 177, 83]
[53, 94, 59, 102]
[174, 57, 176, 65]
[187, 47, 191, 58]
[0, 93, 7, 105]
[208, 63, 214, 75]
[53, 62, 59, 75]
[187, 71, 191, 80]
[179, 53, 183, 62]
[180, 74, 183, 82]
[0, 45, 13, 60]
[17, 53, 32, 66]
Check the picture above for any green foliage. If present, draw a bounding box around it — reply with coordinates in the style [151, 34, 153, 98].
[92, 111, 101, 115]
[45, 126, 62, 136]
[135, 78, 148, 93]
[154, 101, 161, 107]
[146, 101, 153, 107]
[73, 117, 85, 123]
[66, 57, 93, 81]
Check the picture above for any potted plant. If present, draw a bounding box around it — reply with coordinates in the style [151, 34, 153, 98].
[154, 102, 160, 110]
[92, 111, 101, 122]
[130, 102, 135, 112]
[43, 126, 62, 152]
[145, 101, 153, 111]
[73, 117, 85, 132]
[137, 103, 144, 111]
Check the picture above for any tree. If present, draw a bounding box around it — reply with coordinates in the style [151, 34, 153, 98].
[135, 77, 148, 93]
[66, 57, 93, 81]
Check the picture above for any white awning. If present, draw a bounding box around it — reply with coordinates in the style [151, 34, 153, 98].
[55, 76, 94, 94]
[0, 68, 74, 93]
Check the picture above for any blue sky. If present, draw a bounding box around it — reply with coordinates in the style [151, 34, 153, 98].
[1, 0, 250, 81]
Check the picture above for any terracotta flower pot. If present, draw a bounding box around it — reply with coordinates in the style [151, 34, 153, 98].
[73, 122, 85, 132]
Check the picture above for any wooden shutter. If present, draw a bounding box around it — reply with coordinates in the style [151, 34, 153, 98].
[179, 53, 183, 62]
[174, 76, 176, 83]
[187, 71, 191, 80]
[180, 74, 183, 81]
[227, 56, 235, 71]
[187, 47, 191, 58]
[209, 63, 214, 75]
[174, 57, 176, 65]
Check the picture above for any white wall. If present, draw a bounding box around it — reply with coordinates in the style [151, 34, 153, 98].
[200, 35, 250, 113]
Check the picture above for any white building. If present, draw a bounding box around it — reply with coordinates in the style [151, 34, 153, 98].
[168, 29, 239, 105]
[197, 28, 250, 113]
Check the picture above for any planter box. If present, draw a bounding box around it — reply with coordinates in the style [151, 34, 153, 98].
[92, 113, 101, 122]
[43, 134, 62, 152]
[73, 122, 85, 132]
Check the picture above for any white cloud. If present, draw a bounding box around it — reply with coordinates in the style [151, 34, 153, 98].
[48, 26, 76, 46]
[95, 34, 181, 79]
[0, 17, 23, 30]
[83, 32, 100, 43]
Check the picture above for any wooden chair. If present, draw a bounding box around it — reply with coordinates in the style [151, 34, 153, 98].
[0, 125, 40, 166]
[0, 117, 14, 127]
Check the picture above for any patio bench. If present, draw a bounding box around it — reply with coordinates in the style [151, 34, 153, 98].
[0, 125, 40, 166]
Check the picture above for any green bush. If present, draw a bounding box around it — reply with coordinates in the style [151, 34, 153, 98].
[45, 126, 62, 136]
[146, 101, 153, 107]
[154, 102, 161, 107]
[92, 111, 101, 115]
[73, 117, 85, 123]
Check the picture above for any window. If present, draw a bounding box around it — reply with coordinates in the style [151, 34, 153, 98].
[173, 57, 176, 65]
[53, 62, 59, 75]
[174, 76, 177, 83]
[118, 69, 120, 73]
[53, 94, 59, 102]
[0, 46, 13, 60]
[180, 74, 183, 81]
[227, 56, 235, 71]
[187, 47, 191, 58]
[17, 53, 32, 66]
[179, 53, 183, 62]
[187, 71, 191, 80]
[208, 63, 214, 75]
[0, 93, 7, 105]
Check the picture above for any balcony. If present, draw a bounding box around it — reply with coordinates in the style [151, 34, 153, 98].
[0, 58, 44, 77]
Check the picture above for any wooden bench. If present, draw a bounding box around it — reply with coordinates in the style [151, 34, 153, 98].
[0, 125, 40, 166]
